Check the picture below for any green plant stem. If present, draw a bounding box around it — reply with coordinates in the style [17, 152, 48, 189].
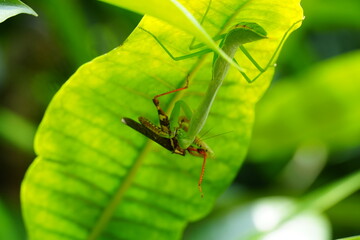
[249, 170, 360, 240]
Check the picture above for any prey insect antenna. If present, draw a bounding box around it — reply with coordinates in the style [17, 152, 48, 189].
[201, 131, 233, 141]
[199, 128, 213, 139]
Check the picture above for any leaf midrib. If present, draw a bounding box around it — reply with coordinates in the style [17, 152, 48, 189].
[87, 140, 154, 240]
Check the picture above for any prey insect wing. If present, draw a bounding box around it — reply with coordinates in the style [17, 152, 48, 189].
[121, 117, 175, 153]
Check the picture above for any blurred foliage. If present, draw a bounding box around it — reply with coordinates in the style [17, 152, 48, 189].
[0, 107, 35, 153]
[184, 197, 332, 240]
[0, 0, 359, 239]
[250, 50, 360, 162]
[0, 197, 26, 239]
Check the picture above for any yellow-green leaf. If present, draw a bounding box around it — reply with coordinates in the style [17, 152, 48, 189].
[21, 1, 303, 239]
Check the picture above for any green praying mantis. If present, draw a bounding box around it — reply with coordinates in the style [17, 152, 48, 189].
[122, 6, 303, 196]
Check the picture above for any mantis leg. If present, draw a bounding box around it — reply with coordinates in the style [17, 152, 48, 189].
[139, 0, 223, 61]
[141, 24, 266, 80]
[236, 19, 304, 83]
[140, 27, 214, 61]
[187, 0, 212, 50]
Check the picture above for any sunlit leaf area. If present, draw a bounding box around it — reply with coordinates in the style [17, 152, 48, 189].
[0, 0, 359, 239]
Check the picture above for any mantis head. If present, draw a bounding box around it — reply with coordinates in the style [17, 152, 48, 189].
[226, 22, 268, 46]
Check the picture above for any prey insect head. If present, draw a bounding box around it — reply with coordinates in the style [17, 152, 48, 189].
[189, 137, 215, 159]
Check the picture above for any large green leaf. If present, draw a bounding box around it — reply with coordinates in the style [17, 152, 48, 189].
[21, 0, 303, 239]
[0, 0, 37, 23]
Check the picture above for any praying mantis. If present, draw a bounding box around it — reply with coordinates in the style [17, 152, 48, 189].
[122, 4, 303, 196]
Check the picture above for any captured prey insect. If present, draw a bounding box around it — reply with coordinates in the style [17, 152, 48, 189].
[122, 77, 214, 197]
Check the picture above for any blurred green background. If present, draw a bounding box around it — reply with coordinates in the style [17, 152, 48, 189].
[0, 0, 359, 239]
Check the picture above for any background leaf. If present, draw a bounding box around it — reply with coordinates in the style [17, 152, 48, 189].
[0, 0, 37, 23]
[249, 50, 360, 162]
[21, 0, 303, 239]
[0, 199, 23, 240]
[185, 197, 331, 240]
[0, 107, 36, 154]
[185, 170, 360, 240]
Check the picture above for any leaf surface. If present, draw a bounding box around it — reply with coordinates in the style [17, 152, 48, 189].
[21, 0, 303, 239]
